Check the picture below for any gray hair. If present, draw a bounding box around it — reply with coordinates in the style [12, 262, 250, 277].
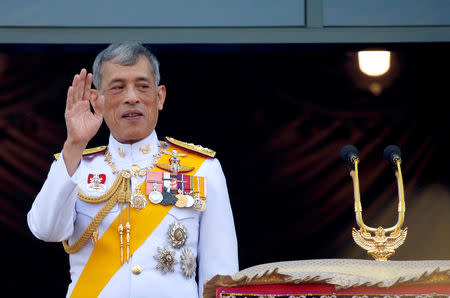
[92, 41, 160, 89]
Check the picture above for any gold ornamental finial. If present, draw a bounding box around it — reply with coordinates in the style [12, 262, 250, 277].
[341, 145, 407, 261]
[352, 226, 408, 261]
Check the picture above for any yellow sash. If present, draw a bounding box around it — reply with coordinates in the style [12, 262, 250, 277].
[71, 145, 207, 297]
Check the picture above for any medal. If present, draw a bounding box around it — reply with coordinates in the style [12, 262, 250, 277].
[185, 194, 194, 208]
[154, 246, 178, 274]
[175, 193, 188, 208]
[192, 176, 207, 211]
[193, 198, 206, 211]
[161, 190, 178, 206]
[130, 186, 147, 210]
[180, 248, 196, 279]
[168, 221, 187, 248]
[179, 175, 194, 207]
[175, 177, 194, 208]
[149, 182, 163, 204]
[146, 171, 164, 204]
[149, 191, 163, 204]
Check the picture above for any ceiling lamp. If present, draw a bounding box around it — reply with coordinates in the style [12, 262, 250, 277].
[358, 50, 391, 77]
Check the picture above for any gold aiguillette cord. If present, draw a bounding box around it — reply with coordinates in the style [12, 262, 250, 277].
[126, 202, 131, 262]
[117, 174, 132, 264]
[63, 173, 132, 265]
[118, 203, 124, 264]
[63, 170, 135, 265]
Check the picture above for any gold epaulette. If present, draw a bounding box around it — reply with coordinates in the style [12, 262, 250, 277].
[165, 137, 216, 158]
[53, 145, 107, 161]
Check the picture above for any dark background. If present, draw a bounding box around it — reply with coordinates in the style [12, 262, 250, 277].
[0, 43, 449, 297]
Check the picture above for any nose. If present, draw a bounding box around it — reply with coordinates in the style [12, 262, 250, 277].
[124, 87, 140, 104]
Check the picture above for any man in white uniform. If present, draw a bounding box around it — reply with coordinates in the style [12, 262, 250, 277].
[27, 42, 239, 297]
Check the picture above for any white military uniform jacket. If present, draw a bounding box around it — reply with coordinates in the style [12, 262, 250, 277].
[27, 131, 239, 298]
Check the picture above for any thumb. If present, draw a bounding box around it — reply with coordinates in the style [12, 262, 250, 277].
[91, 92, 105, 118]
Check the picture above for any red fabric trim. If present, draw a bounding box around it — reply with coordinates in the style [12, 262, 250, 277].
[217, 283, 450, 297]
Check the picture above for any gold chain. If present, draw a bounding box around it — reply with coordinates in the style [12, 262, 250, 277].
[104, 140, 167, 263]
[104, 141, 167, 178]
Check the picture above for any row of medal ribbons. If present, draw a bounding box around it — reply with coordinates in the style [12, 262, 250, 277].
[145, 172, 207, 209]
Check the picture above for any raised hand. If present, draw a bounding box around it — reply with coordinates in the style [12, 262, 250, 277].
[63, 69, 105, 175]
[65, 68, 104, 145]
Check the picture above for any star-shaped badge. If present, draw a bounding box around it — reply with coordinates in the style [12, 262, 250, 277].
[180, 248, 196, 279]
[154, 246, 178, 274]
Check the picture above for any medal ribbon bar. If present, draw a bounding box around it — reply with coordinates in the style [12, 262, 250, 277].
[145, 170, 206, 199]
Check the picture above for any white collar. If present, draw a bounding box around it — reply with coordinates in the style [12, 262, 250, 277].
[107, 130, 161, 164]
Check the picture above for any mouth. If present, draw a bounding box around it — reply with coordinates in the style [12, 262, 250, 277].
[121, 110, 143, 120]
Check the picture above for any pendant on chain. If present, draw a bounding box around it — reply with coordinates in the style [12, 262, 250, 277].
[130, 186, 147, 210]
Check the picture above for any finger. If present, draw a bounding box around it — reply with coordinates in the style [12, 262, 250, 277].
[72, 74, 80, 103]
[77, 69, 87, 100]
[66, 86, 74, 110]
[82, 73, 93, 101]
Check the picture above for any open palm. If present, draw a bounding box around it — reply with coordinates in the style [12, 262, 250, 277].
[65, 69, 105, 146]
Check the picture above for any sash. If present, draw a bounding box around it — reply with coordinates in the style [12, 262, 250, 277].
[70, 145, 207, 297]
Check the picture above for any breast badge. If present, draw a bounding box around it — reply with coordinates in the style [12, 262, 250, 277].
[156, 149, 194, 174]
[87, 174, 106, 193]
[180, 248, 196, 279]
[168, 222, 187, 248]
[154, 246, 178, 274]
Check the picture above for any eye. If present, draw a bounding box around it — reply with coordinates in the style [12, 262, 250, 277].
[112, 85, 123, 90]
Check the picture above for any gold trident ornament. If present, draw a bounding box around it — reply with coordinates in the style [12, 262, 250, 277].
[341, 145, 407, 261]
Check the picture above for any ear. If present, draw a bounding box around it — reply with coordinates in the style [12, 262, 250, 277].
[157, 85, 166, 111]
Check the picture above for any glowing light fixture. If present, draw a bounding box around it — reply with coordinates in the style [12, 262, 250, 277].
[358, 50, 391, 76]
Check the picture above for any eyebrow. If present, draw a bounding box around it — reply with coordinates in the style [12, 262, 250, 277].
[107, 77, 152, 86]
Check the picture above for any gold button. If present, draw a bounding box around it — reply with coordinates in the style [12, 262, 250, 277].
[131, 265, 142, 275]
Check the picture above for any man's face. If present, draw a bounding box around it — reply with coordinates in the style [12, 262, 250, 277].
[99, 55, 166, 144]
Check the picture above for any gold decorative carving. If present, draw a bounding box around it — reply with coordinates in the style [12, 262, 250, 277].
[348, 157, 407, 261]
[352, 226, 408, 261]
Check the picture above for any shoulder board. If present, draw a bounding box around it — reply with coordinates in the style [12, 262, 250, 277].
[53, 145, 107, 161]
[165, 137, 216, 158]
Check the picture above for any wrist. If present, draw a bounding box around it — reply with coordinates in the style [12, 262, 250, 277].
[62, 139, 87, 177]
[64, 137, 88, 153]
